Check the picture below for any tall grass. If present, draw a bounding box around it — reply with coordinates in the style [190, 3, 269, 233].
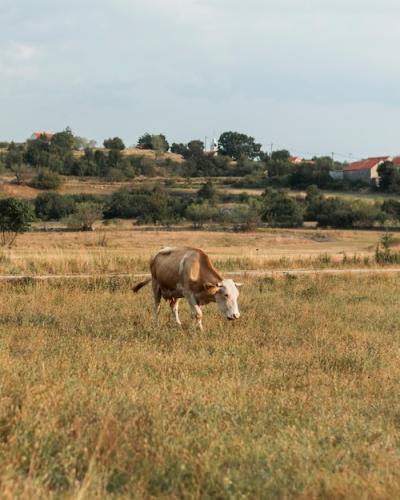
[1, 275, 400, 497]
[0, 249, 387, 277]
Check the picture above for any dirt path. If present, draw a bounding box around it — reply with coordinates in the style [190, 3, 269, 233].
[1, 268, 400, 281]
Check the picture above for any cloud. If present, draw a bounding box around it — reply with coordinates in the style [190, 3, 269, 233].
[0, 0, 399, 155]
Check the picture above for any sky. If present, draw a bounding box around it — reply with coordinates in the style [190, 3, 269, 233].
[1, 0, 400, 159]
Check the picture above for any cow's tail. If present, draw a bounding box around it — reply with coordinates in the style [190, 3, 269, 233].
[132, 277, 152, 293]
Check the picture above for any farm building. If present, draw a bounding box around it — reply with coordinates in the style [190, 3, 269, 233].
[343, 156, 392, 184]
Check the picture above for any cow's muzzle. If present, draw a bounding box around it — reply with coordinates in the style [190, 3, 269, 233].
[227, 313, 240, 321]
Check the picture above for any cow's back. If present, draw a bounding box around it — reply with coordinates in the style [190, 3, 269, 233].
[150, 247, 190, 290]
[150, 246, 221, 293]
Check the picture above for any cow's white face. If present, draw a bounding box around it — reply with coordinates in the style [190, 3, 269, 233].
[215, 279, 241, 320]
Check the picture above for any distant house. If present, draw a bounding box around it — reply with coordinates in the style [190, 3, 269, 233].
[288, 156, 302, 164]
[343, 156, 392, 184]
[30, 131, 54, 141]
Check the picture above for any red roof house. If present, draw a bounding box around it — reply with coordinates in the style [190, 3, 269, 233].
[31, 131, 54, 141]
[343, 156, 392, 184]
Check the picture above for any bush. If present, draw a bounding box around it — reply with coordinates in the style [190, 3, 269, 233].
[185, 202, 218, 228]
[34, 192, 76, 221]
[104, 187, 185, 225]
[375, 233, 400, 264]
[64, 202, 102, 231]
[0, 198, 35, 246]
[30, 169, 63, 190]
[316, 198, 385, 229]
[260, 189, 304, 227]
[103, 137, 125, 150]
[217, 202, 261, 231]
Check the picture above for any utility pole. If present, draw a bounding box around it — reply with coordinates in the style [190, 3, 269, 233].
[204, 136, 208, 152]
[270, 143, 274, 156]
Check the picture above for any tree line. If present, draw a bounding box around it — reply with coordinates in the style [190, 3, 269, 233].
[2, 128, 400, 195]
[0, 128, 344, 189]
[3, 183, 400, 247]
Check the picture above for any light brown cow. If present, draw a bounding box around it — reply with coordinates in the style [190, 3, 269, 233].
[133, 246, 242, 330]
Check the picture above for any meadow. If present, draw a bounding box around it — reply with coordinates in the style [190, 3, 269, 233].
[1, 272, 400, 498]
[0, 227, 385, 278]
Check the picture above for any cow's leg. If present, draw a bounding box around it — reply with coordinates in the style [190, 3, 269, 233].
[184, 293, 203, 331]
[152, 280, 162, 325]
[169, 298, 182, 326]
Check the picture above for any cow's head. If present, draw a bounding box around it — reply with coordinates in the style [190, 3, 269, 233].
[205, 279, 242, 320]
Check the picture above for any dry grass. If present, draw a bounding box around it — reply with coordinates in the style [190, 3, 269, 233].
[1, 274, 400, 497]
[0, 228, 385, 277]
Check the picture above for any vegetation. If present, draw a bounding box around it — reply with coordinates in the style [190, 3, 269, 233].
[0, 198, 34, 246]
[30, 168, 63, 190]
[64, 202, 103, 231]
[260, 189, 304, 227]
[218, 131, 262, 160]
[103, 137, 125, 150]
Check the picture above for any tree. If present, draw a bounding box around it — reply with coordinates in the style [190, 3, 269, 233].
[51, 127, 75, 155]
[137, 133, 169, 153]
[260, 189, 304, 227]
[5, 142, 23, 169]
[218, 131, 262, 160]
[0, 198, 35, 246]
[73, 136, 96, 150]
[378, 161, 400, 192]
[271, 150, 290, 162]
[304, 184, 324, 220]
[65, 202, 102, 231]
[103, 137, 125, 150]
[151, 134, 169, 155]
[185, 140, 204, 159]
[170, 143, 188, 156]
[24, 134, 51, 167]
[137, 133, 153, 149]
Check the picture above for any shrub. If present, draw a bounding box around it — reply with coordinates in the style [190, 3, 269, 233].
[260, 189, 304, 227]
[316, 198, 385, 228]
[64, 202, 102, 231]
[185, 202, 218, 228]
[34, 192, 76, 221]
[0, 198, 35, 246]
[103, 137, 125, 150]
[30, 169, 63, 190]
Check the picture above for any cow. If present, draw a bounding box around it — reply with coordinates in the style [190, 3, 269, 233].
[133, 246, 242, 330]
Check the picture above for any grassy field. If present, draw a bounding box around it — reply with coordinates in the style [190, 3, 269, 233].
[0, 228, 388, 277]
[1, 273, 400, 497]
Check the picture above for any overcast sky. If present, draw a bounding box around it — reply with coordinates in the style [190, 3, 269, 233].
[1, 0, 400, 159]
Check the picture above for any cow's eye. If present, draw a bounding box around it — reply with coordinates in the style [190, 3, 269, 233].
[224, 294, 229, 298]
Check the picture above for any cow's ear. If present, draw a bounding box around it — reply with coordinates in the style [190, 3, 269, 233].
[204, 282, 219, 294]
[235, 282, 243, 288]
